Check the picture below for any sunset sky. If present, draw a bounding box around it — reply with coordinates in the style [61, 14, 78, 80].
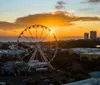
[0, 0, 100, 38]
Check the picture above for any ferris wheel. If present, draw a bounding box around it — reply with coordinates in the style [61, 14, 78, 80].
[17, 25, 58, 70]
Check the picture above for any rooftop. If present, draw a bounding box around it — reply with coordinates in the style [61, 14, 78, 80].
[63, 78, 100, 85]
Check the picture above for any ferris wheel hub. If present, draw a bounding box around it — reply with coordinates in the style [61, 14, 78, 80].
[36, 43, 41, 50]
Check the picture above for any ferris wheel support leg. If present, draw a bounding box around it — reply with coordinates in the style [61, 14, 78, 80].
[28, 49, 37, 71]
[28, 67, 31, 72]
[29, 49, 37, 62]
[39, 49, 54, 70]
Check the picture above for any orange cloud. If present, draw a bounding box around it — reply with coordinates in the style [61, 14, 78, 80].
[0, 11, 100, 36]
[15, 11, 100, 27]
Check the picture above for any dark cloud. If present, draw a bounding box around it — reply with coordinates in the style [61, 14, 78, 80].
[81, 0, 100, 3]
[0, 11, 100, 31]
[79, 8, 94, 11]
[0, 21, 25, 30]
[77, 16, 100, 21]
[88, 0, 100, 2]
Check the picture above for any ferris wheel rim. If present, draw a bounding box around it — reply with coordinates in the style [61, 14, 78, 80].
[17, 24, 58, 63]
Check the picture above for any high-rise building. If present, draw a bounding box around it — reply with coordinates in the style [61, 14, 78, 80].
[84, 33, 89, 39]
[90, 31, 97, 40]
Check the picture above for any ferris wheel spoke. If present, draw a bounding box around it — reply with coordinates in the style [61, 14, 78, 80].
[29, 49, 37, 62]
[35, 27, 38, 43]
[28, 28, 36, 42]
[50, 53, 57, 62]
[39, 48, 51, 61]
[39, 49, 49, 62]
[39, 49, 54, 69]
[39, 27, 44, 42]
[41, 33, 50, 42]
[22, 48, 35, 59]
[42, 44, 56, 62]
[44, 52, 51, 61]
[44, 49, 53, 61]
[50, 47, 57, 62]
[19, 42, 34, 49]
[22, 34, 33, 43]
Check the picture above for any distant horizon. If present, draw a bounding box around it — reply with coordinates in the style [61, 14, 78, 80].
[1, 35, 100, 42]
[0, 36, 83, 42]
[0, 36, 97, 42]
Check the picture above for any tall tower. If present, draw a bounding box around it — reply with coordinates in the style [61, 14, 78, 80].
[84, 33, 89, 39]
[90, 31, 97, 40]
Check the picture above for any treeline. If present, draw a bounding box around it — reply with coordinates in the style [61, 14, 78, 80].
[0, 39, 100, 49]
[58, 39, 100, 48]
[51, 50, 90, 81]
[51, 49, 100, 73]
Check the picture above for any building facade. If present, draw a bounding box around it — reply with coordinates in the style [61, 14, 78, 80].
[84, 33, 89, 39]
[90, 31, 97, 40]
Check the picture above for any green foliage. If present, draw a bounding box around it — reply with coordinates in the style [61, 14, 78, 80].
[51, 51, 90, 81]
[51, 51, 80, 71]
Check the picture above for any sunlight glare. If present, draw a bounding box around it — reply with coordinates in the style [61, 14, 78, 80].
[50, 31, 53, 35]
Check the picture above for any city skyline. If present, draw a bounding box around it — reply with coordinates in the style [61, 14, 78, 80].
[84, 30, 97, 39]
[0, 0, 100, 38]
